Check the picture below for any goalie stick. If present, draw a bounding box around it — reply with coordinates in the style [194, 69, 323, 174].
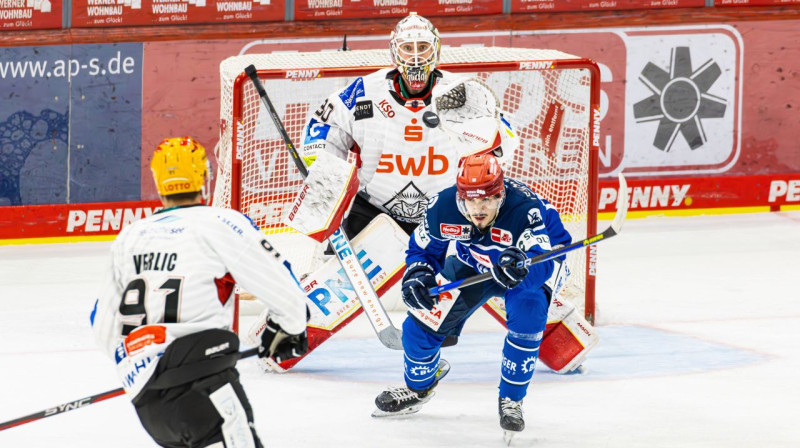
[244, 65, 403, 350]
[430, 173, 629, 296]
[0, 347, 260, 432]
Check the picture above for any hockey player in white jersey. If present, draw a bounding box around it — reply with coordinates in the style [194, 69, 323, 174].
[300, 12, 517, 238]
[91, 137, 309, 448]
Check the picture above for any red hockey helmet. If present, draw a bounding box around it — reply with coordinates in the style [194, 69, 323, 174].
[456, 153, 505, 199]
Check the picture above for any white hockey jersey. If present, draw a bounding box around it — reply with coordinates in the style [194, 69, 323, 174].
[300, 68, 517, 224]
[92, 204, 307, 397]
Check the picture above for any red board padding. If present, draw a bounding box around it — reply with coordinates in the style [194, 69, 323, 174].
[0, 200, 162, 240]
[295, 0, 502, 21]
[511, 0, 706, 13]
[597, 173, 800, 213]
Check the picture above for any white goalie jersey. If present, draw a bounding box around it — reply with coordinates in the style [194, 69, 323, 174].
[91, 205, 307, 397]
[300, 68, 517, 224]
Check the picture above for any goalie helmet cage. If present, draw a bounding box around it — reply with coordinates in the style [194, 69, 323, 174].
[215, 47, 601, 323]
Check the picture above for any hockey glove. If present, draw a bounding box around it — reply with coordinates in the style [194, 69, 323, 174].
[491, 247, 529, 289]
[259, 308, 310, 363]
[402, 262, 439, 311]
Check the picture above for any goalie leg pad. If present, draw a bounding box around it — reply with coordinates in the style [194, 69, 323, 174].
[402, 317, 445, 391]
[539, 297, 599, 374]
[241, 214, 409, 372]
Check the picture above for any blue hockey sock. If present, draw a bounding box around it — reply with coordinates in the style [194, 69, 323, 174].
[404, 350, 441, 392]
[499, 336, 541, 401]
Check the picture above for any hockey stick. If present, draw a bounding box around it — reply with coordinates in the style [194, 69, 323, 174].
[0, 347, 260, 432]
[244, 65, 403, 350]
[429, 173, 629, 296]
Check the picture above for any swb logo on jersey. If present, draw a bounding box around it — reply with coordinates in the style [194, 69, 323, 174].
[491, 227, 512, 246]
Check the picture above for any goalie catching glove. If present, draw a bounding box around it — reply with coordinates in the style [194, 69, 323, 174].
[402, 262, 439, 311]
[491, 247, 529, 289]
[259, 306, 310, 363]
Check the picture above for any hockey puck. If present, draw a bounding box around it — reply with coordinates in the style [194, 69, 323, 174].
[422, 111, 440, 128]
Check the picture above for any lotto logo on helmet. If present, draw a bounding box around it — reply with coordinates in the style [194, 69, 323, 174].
[164, 182, 192, 192]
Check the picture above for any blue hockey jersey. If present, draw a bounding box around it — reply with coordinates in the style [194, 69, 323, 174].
[407, 179, 572, 291]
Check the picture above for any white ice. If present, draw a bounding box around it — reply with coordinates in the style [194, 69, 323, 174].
[1, 212, 799, 447]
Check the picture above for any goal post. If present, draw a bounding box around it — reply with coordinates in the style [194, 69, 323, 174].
[216, 47, 601, 323]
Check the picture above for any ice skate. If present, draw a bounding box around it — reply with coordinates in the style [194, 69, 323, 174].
[499, 397, 524, 445]
[371, 359, 450, 417]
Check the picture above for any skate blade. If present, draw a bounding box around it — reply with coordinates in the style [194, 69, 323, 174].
[371, 392, 435, 418]
[371, 405, 423, 418]
[503, 430, 520, 446]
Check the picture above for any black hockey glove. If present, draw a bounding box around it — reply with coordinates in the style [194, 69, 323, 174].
[401, 262, 439, 311]
[259, 308, 310, 363]
[491, 247, 529, 289]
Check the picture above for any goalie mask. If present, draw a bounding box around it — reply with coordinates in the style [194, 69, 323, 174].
[456, 153, 505, 230]
[151, 136, 211, 198]
[390, 12, 441, 92]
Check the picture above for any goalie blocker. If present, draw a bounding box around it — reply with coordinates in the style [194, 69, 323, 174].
[284, 151, 360, 243]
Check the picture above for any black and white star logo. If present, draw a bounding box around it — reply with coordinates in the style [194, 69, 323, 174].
[633, 46, 727, 152]
[382, 181, 428, 223]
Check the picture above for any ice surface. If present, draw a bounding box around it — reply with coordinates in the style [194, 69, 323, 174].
[1, 211, 799, 447]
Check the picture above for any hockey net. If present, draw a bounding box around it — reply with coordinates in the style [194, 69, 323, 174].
[216, 47, 600, 322]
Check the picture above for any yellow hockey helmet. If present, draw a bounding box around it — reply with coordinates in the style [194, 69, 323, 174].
[150, 136, 209, 197]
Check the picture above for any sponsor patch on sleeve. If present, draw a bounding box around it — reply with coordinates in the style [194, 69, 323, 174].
[517, 229, 552, 252]
[527, 207, 544, 228]
[338, 77, 365, 110]
[354, 100, 374, 121]
[413, 222, 431, 249]
[304, 118, 331, 145]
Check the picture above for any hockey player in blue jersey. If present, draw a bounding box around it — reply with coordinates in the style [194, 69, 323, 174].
[372, 152, 572, 441]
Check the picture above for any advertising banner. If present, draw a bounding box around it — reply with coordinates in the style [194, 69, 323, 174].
[0, 0, 62, 30]
[511, 0, 706, 12]
[72, 0, 283, 28]
[598, 174, 800, 213]
[0, 43, 143, 207]
[0, 200, 161, 241]
[294, 0, 502, 21]
[715, 0, 800, 5]
[513, 25, 750, 178]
